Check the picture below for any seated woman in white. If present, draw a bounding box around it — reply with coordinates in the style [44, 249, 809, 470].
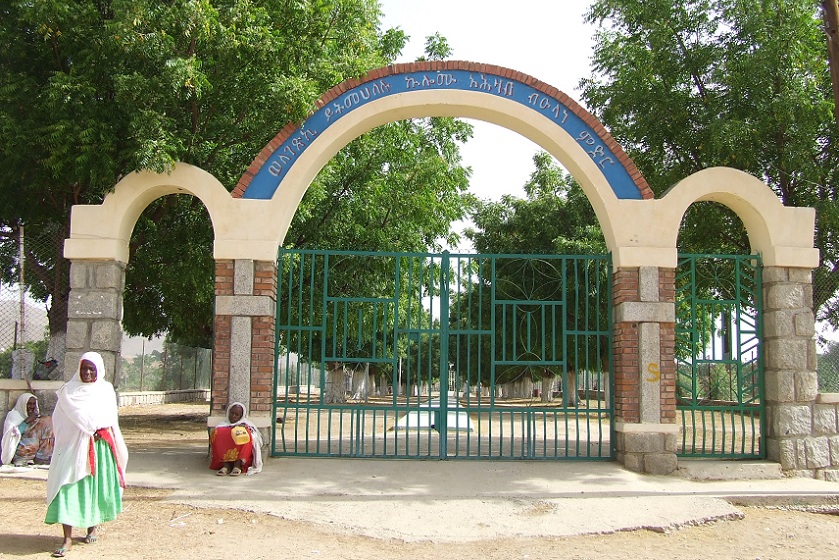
[2, 392, 54, 466]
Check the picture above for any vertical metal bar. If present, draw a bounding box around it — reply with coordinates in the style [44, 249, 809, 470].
[439, 252, 451, 458]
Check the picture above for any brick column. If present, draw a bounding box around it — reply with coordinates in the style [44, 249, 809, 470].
[211, 259, 276, 433]
[211, 260, 234, 415]
[65, 259, 125, 385]
[612, 266, 678, 474]
[763, 267, 838, 478]
[250, 261, 277, 414]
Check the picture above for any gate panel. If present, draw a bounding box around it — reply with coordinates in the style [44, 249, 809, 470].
[675, 254, 764, 458]
[273, 250, 613, 460]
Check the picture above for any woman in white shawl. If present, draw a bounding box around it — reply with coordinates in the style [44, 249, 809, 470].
[209, 401, 263, 476]
[45, 352, 128, 558]
[2, 392, 54, 466]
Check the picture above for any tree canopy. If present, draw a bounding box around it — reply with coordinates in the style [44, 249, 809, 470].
[580, 0, 839, 327]
[0, 0, 475, 349]
[467, 151, 605, 256]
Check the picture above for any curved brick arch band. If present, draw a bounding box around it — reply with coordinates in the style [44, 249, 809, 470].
[234, 61, 653, 201]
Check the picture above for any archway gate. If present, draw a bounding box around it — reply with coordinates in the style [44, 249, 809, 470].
[272, 249, 612, 459]
[61, 60, 822, 475]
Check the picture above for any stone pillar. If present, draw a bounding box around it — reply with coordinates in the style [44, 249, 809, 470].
[612, 267, 678, 475]
[211, 259, 276, 434]
[762, 267, 836, 478]
[65, 259, 126, 385]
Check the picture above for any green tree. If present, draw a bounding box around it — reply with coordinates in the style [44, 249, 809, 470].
[580, 0, 839, 327]
[468, 152, 606, 256]
[457, 153, 609, 403]
[0, 0, 407, 351]
[287, 117, 474, 253]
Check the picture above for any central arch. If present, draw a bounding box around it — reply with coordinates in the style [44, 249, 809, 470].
[234, 61, 652, 254]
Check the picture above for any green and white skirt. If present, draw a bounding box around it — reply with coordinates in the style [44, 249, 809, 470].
[44, 439, 123, 527]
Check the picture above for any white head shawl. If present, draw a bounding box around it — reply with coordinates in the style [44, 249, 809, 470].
[46, 352, 129, 503]
[1, 392, 37, 464]
[220, 401, 263, 475]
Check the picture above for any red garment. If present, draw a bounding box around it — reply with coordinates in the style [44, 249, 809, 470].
[88, 428, 126, 488]
[209, 425, 255, 472]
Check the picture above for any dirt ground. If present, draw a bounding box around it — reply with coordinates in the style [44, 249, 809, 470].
[2, 403, 839, 560]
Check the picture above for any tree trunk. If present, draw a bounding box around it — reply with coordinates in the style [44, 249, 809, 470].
[351, 363, 370, 401]
[46, 331, 66, 380]
[564, 370, 579, 407]
[367, 368, 377, 398]
[540, 372, 554, 403]
[323, 361, 346, 403]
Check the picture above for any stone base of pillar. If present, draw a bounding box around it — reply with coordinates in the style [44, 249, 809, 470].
[615, 422, 679, 475]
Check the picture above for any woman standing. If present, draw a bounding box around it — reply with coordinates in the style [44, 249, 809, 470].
[45, 352, 128, 558]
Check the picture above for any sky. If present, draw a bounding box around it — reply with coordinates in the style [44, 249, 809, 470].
[378, 0, 597, 248]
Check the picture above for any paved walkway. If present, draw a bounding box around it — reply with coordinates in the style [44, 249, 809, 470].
[4, 446, 839, 542]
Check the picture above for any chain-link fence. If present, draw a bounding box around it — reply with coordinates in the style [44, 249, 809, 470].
[814, 267, 839, 392]
[0, 225, 58, 380]
[1, 223, 213, 390]
[119, 338, 212, 391]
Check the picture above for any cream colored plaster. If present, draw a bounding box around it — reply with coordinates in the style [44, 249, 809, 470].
[609, 168, 818, 268]
[614, 422, 680, 434]
[65, 100, 817, 273]
[64, 164, 281, 262]
[259, 90, 624, 253]
[660, 168, 818, 268]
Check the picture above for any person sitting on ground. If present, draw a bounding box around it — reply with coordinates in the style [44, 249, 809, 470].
[209, 402, 263, 476]
[2, 392, 54, 467]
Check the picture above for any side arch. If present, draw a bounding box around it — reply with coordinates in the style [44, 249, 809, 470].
[64, 164, 235, 263]
[659, 167, 818, 267]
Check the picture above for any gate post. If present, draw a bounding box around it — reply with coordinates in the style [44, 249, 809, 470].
[762, 267, 837, 478]
[612, 266, 678, 474]
[211, 259, 276, 438]
[65, 259, 126, 385]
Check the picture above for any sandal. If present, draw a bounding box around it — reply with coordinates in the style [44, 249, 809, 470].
[216, 466, 230, 476]
[51, 547, 68, 558]
[229, 466, 242, 476]
[83, 533, 98, 544]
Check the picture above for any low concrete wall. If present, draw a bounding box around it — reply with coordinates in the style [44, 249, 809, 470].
[0, 380, 210, 417]
[0, 379, 63, 418]
[791, 392, 839, 481]
[118, 389, 210, 407]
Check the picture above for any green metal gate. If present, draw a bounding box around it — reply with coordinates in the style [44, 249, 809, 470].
[273, 249, 613, 460]
[675, 254, 764, 458]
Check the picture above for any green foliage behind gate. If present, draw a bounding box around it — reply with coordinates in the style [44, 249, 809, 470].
[675, 254, 764, 458]
[274, 249, 613, 460]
